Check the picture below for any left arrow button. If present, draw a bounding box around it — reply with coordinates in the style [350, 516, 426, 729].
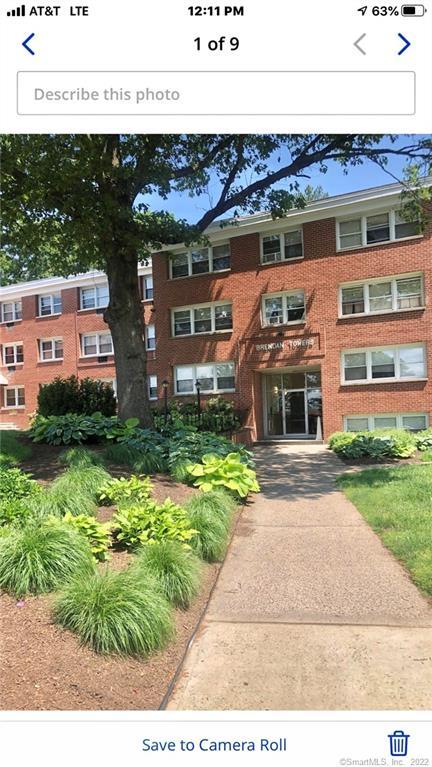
[22, 33, 35, 55]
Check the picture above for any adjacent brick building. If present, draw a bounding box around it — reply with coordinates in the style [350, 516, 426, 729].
[1, 180, 431, 441]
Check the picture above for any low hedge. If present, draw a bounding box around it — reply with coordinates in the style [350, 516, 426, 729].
[328, 428, 417, 460]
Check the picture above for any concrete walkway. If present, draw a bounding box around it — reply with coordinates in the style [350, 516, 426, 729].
[167, 444, 432, 709]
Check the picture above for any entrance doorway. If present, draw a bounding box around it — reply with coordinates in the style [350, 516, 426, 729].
[264, 370, 322, 438]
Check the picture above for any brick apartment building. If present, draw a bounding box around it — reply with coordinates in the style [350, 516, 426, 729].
[1, 180, 431, 441]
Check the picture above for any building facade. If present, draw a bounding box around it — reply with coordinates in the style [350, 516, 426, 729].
[1, 180, 431, 441]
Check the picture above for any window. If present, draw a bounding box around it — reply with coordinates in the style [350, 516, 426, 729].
[146, 324, 156, 351]
[38, 293, 62, 316]
[169, 244, 230, 279]
[80, 284, 109, 310]
[81, 332, 113, 357]
[3, 343, 23, 365]
[142, 275, 153, 300]
[342, 344, 426, 384]
[261, 229, 303, 264]
[39, 338, 63, 361]
[148, 375, 158, 400]
[172, 302, 233, 337]
[337, 209, 421, 250]
[340, 274, 424, 317]
[345, 413, 428, 432]
[4, 386, 25, 408]
[1, 301, 22, 323]
[262, 290, 306, 326]
[174, 362, 235, 394]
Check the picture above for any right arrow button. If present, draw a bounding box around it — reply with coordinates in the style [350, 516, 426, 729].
[398, 33, 411, 55]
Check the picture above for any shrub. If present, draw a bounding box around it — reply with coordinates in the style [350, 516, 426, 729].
[416, 429, 432, 452]
[154, 398, 241, 434]
[0, 431, 32, 467]
[187, 452, 260, 498]
[168, 431, 254, 474]
[0, 466, 42, 503]
[112, 499, 197, 549]
[37, 375, 116, 417]
[30, 412, 119, 445]
[328, 432, 356, 451]
[51, 465, 111, 503]
[187, 502, 231, 562]
[59, 512, 112, 562]
[58, 447, 105, 468]
[132, 540, 202, 609]
[0, 498, 39, 528]
[53, 569, 174, 655]
[0, 523, 95, 597]
[328, 429, 416, 460]
[98, 475, 152, 507]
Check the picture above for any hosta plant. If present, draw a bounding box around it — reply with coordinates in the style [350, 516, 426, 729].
[187, 453, 260, 498]
[0, 467, 42, 503]
[112, 499, 197, 549]
[98, 475, 152, 507]
[56, 512, 112, 562]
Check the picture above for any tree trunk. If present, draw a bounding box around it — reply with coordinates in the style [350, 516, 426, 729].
[104, 251, 153, 427]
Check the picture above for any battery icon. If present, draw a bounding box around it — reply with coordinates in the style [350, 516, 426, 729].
[401, 4, 426, 14]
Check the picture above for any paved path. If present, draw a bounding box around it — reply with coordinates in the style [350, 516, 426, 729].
[167, 444, 432, 709]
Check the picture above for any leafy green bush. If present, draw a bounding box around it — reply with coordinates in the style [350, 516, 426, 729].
[0, 431, 32, 467]
[420, 450, 432, 463]
[0, 496, 47, 528]
[132, 540, 202, 609]
[51, 465, 111, 503]
[53, 569, 174, 655]
[187, 452, 260, 497]
[154, 398, 241, 434]
[98, 475, 152, 507]
[187, 501, 231, 562]
[59, 512, 112, 562]
[37, 375, 116, 417]
[58, 446, 105, 468]
[112, 499, 197, 549]
[0, 466, 42, 503]
[328, 429, 417, 460]
[415, 429, 432, 452]
[0, 523, 95, 597]
[30, 412, 119, 445]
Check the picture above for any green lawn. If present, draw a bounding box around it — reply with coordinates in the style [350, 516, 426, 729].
[338, 464, 432, 596]
[0, 430, 32, 466]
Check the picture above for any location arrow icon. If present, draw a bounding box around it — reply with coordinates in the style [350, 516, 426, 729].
[22, 33, 35, 55]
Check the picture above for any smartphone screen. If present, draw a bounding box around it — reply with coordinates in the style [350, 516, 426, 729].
[0, 2, 431, 765]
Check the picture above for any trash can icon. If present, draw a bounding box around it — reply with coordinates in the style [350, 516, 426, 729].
[388, 730, 410, 757]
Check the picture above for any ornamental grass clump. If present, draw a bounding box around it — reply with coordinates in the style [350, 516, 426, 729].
[132, 540, 202, 609]
[0, 523, 95, 597]
[51, 465, 112, 503]
[186, 503, 231, 562]
[53, 569, 174, 656]
[58, 446, 105, 468]
[185, 488, 236, 528]
[38, 483, 98, 518]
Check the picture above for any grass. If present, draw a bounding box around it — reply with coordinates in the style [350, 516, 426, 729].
[186, 489, 236, 526]
[338, 464, 432, 595]
[103, 443, 165, 474]
[420, 450, 432, 463]
[132, 540, 202, 609]
[51, 465, 112, 503]
[38, 484, 98, 518]
[58, 447, 105, 468]
[0, 430, 32, 467]
[186, 491, 234, 562]
[0, 523, 95, 597]
[53, 569, 174, 655]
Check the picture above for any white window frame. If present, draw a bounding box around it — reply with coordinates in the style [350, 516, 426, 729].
[2, 342, 24, 366]
[81, 332, 113, 358]
[79, 284, 109, 310]
[148, 374, 158, 401]
[174, 362, 236, 395]
[339, 272, 424, 319]
[261, 289, 306, 327]
[38, 337, 64, 362]
[142, 275, 154, 301]
[37, 293, 62, 317]
[146, 324, 156, 351]
[1, 301, 22, 323]
[169, 243, 231, 279]
[344, 413, 429, 432]
[336, 209, 422, 252]
[3, 386, 25, 409]
[341, 343, 427, 385]
[260, 228, 304, 265]
[171, 301, 233, 338]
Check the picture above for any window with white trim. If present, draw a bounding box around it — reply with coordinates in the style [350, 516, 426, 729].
[1, 301, 22, 323]
[341, 344, 426, 384]
[81, 332, 113, 357]
[148, 375, 158, 400]
[38, 293, 62, 316]
[345, 413, 428, 432]
[262, 290, 306, 326]
[39, 338, 63, 361]
[2, 343, 24, 366]
[4, 386, 25, 408]
[169, 244, 230, 279]
[172, 301, 233, 337]
[80, 284, 109, 310]
[146, 324, 156, 350]
[337, 210, 421, 251]
[261, 229, 303, 264]
[142, 275, 153, 300]
[340, 274, 424, 317]
[174, 362, 235, 395]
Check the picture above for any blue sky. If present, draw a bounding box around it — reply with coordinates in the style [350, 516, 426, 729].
[140, 135, 430, 224]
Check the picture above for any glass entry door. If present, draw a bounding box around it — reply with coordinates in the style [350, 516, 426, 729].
[264, 371, 322, 438]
